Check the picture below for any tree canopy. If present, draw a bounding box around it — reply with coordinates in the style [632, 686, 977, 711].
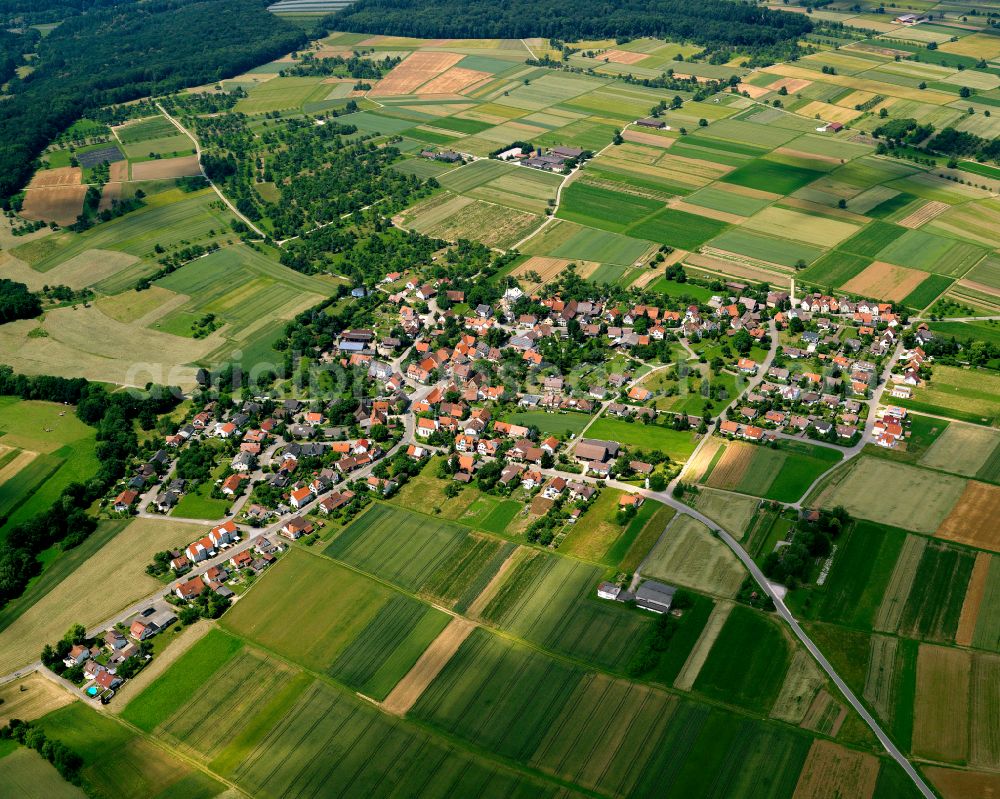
[330, 0, 811, 51]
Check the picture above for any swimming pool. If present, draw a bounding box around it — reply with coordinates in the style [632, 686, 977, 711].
[86, 685, 98, 697]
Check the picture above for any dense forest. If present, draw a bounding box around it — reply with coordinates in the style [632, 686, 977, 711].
[0, 279, 42, 324]
[0, 0, 306, 201]
[331, 0, 812, 52]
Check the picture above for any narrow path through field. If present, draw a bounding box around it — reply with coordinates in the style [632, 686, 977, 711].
[382, 617, 474, 715]
[155, 102, 267, 240]
[510, 123, 632, 252]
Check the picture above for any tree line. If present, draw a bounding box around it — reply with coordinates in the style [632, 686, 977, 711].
[330, 0, 812, 55]
[0, 0, 307, 201]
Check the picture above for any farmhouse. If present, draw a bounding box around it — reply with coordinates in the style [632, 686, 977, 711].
[597, 582, 622, 600]
[635, 580, 677, 614]
[636, 117, 666, 129]
[574, 438, 620, 463]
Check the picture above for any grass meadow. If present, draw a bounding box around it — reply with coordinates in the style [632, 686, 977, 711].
[0, 398, 99, 539]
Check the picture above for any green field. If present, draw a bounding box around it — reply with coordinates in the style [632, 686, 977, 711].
[793, 521, 907, 631]
[897, 542, 974, 643]
[799, 250, 872, 287]
[876, 229, 986, 276]
[14, 188, 235, 277]
[549, 224, 652, 265]
[705, 439, 843, 503]
[480, 549, 650, 669]
[324, 503, 470, 591]
[586, 416, 700, 461]
[221, 670, 570, 798]
[421, 534, 513, 610]
[38, 702, 224, 799]
[123, 627, 243, 732]
[901, 274, 953, 310]
[721, 159, 823, 194]
[707, 228, 824, 267]
[0, 398, 99, 540]
[694, 605, 791, 714]
[115, 116, 178, 144]
[222, 549, 401, 671]
[0, 746, 86, 799]
[557, 181, 661, 232]
[627, 207, 730, 250]
[328, 594, 450, 698]
[897, 364, 1000, 427]
[838, 220, 907, 259]
[154, 243, 330, 351]
[412, 626, 812, 798]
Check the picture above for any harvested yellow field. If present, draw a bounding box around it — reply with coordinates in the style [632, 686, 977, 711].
[926, 767, 1000, 799]
[0, 517, 205, 675]
[21, 186, 87, 226]
[28, 166, 82, 188]
[792, 740, 879, 799]
[371, 51, 464, 96]
[131, 155, 201, 180]
[939, 32, 1000, 60]
[761, 63, 956, 105]
[767, 76, 812, 93]
[0, 304, 218, 388]
[42, 248, 140, 291]
[956, 553, 992, 647]
[599, 49, 647, 64]
[937, 480, 1000, 553]
[706, 441, 753, 490]
[913, 644, 970, 764]
[681, 436, 723, 483]
[841, 261, 930, 303]
[95, 286, 179, 324]
[0, 672, 74, 726]
[416, 66, 491, 95]
[799, 101, 862, 124]
[622, 129, 674, 147]
[738, 83, 771, 99]
[0, 448, 38, 484]
[744, 206, 860, 247]
[511, 255, 580, 285]
[898, 200, 950, 229]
